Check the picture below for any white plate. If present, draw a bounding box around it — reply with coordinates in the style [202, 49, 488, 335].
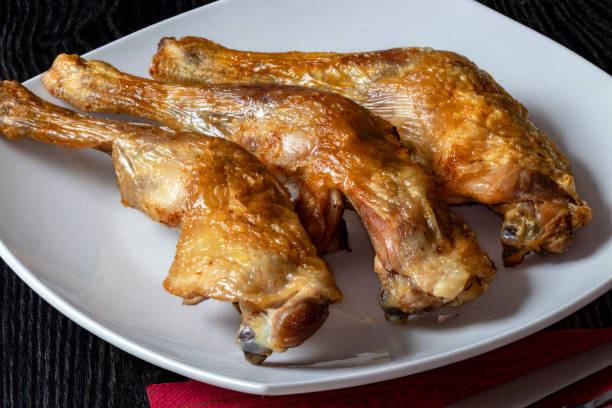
[0, 0, 610, 396]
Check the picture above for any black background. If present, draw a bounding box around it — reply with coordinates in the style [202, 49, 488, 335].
[1, 1, 610, 407]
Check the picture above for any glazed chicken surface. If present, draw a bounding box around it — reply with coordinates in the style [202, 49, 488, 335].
[0, 80, 343, 364]
[42, 54, 496, 321]
[149, 37, 593, 266]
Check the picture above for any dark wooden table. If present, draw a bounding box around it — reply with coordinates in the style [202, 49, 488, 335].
[1, 1, 610, 406]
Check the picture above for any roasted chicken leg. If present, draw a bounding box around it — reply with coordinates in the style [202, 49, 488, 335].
[42, 54, 496, 321]
[150, 37, 593, 266]
[0, 80, 342, 364]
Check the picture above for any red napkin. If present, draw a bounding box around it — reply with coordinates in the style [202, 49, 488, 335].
[147, 328, 612, 408]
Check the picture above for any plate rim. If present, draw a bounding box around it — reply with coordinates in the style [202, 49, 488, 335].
[1, 234, 610, 395]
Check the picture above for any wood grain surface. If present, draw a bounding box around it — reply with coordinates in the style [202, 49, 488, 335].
[1, 1, 610, 406]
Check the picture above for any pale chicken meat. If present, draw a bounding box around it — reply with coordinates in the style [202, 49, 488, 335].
[149, 37, 593, 266]
[0, 80, 342, 364]
[42, 54, 496, 322]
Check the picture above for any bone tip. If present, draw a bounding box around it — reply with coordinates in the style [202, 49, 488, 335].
[0, 81, 35, 121]
[383, 308, 409, 325]
[238, 326, 272, 365]
[0, 80, 21, 93]
[42, 54, 82, 90]
[243, 351, 268, 365]
[151, 39, 177, 76]
[501, 234, 533, 267]
[50, 53, 82, 69]
[380, 289, 410, 324]
[156, 36, 177, 52]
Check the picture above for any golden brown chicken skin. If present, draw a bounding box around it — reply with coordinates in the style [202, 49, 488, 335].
[42, 54, 495, 322]
[0, 80, 342, 364]
[150, 37, 593, 266]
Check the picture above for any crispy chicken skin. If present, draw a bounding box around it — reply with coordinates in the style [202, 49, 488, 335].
[42, 54, 495, 321]
[150, 37, 593, 266]
[0, 80, 342, 364]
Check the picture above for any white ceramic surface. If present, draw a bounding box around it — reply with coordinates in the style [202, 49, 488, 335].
[0, 0, 610, 395]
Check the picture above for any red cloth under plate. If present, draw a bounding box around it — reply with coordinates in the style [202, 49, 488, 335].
[147, 328, 612, 408]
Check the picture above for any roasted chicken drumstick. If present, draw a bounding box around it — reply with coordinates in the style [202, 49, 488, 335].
[0, 80, 342, 364]
[150, 37, 593, 266]
[42, 54, 495, 321]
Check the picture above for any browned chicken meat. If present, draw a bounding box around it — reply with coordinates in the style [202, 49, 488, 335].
[42, 54, 496, 322]
[149, 37, 593, 266]
[0, 80, 342, 364]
